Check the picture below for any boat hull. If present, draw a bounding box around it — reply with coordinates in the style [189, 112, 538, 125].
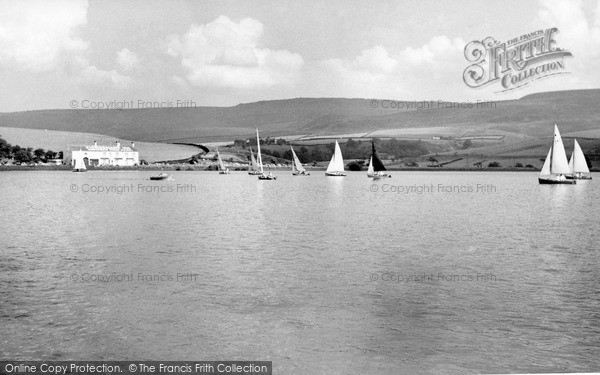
[371, 172, 391, 179]
[538, 178, 576, 185]
[72, 169, 86, 172]
[150, 173, 170, 180]
[325, 171, 346, 177]
[293, 171, 310, 176]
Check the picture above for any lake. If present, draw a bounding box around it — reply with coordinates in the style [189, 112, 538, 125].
[1, 170, 599, 374]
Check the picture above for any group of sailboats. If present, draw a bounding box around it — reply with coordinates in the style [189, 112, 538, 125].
[538, 124, 592, 184]
[225, 132, 393, 179]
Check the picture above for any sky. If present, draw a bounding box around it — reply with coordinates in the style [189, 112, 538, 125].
[0, 0, 599, 112]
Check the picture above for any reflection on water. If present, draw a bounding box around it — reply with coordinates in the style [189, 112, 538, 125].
[0, 171, 599, 373]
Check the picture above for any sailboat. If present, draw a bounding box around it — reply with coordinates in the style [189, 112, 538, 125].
[216, 149, 229, 174]
[325, 140, 346, 176]
[247, 146, 261, 175]
[367, 157, 374, 178]
[291, 146, 309, 175]
[72, 154, 87, 172]
[369, 141, 391, 179]
[256, 129, 276, 180]
[538, 124, 576, 184]
[567, 139, 592, 180]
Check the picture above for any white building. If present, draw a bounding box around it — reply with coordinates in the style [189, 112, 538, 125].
[70, 141, 139, 167]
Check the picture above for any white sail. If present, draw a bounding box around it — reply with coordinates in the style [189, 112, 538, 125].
[256, 129, 264, 173]
[550, 125, 571, 174]
[367, 156, 374, 176]
[326, 141, 345, 173]
[216, 149, 226, 171]
[73, 155, 86, 171]
[540, 148, 551, 176]
[291, 146, 305, 173]
[569, 139, 590, 173]
[249, 147, 259, 171]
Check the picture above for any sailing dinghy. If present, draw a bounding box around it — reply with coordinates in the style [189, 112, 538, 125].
[256, 129, 276, 180]
[248, 146, 261, 175]
[325, 141, 346, 176]
[538, 125, 576, 185]
[369, 141, 391, 179]
[216, 149, 230, 174]
[291, 146, 309, 175]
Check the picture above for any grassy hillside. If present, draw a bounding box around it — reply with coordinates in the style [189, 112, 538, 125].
[0, 127, 201, 163]
[1, 89, 599, 161]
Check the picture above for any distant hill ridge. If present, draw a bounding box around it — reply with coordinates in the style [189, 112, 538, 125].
[0, 89, 599, 143]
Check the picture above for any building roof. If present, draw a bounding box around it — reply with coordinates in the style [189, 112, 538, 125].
[82, 145, 136, 152]
[71, 145, 137, 152]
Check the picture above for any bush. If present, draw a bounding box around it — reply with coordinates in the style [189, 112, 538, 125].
[515, 163, 523, 168]
[347, 162, 362, 171]
[488, 161, 501, 168]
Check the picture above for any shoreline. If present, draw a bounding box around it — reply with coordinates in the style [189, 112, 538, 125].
[2, 163, 598, 173]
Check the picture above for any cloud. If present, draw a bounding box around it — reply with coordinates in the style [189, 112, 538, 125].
[80, 65, 133, 89]
[168, 15, 304, 89]
[0, 0, 89, 72]
[116, 48, 140, 71]
[317, 36, 465, 99]
[400, 36, 465, 65]
[536, 0, 600, 87]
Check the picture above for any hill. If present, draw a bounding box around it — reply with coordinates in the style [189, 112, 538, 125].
[1, 89, 599, 161]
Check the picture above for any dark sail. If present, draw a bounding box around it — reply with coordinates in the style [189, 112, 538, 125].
[371, 141, 386, 171]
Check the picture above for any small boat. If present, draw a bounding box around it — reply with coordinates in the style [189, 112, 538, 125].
[538, 124, 576, 185]
[566, 139, 592, 180]
[325, 141, 346, 176]
[369, 141, 391, 179]
[216, 149, 230, 174]
[291, 146, 309, 175]
[248, 146, 262, 175]
[256, 129, 276, 180]
[367, 157, 374, 178]
[150, 173, 170, 181]
[72, 154, 87, 172]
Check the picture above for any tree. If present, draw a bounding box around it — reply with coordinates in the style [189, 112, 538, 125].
[310, 147, 324, 161]
[14, 149, 32, 163]
[282, 150, 293, 161]
[0, 136, 12, 159]
[45, 150, 56, 160]
[33, 148, 46, 161]
[271, 150, 281, 158]
[488, 161, 501, 167]
[298, 146, 310, 163]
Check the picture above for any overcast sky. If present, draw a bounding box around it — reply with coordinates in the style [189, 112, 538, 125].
[1, 0, 599, 112]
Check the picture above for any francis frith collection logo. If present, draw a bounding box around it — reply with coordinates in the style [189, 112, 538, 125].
[463, 27, 572, 92]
